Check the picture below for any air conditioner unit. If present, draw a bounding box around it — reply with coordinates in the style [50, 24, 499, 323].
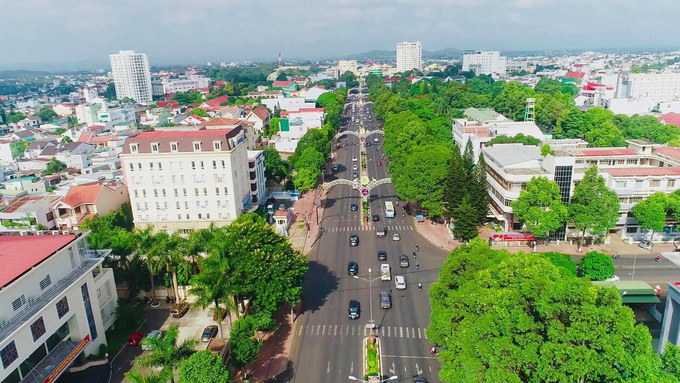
[52, 230, 60, 235]
[20, 231, 29, 236]
[62, 231, 70, 235]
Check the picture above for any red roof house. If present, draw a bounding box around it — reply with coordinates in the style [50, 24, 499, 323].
[658, 112, 680, 128]
[199, 95, 230, 111]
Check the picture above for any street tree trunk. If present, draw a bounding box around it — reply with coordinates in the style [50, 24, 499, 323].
[148, 271, 157, 301]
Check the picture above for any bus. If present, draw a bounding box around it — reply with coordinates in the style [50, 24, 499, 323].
[385, 201, 395, 218]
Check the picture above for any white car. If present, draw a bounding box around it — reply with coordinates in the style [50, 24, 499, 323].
[352, 156, 358, 162]
[352, 165, 358, 171]
[392, 233, 400, 241]
[605, 275, 621, 282]
[395, 276, 406, 290]
[141, 329, 163, 351]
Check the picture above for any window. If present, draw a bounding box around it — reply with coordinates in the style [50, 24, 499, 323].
[1, 341, 18, 368]
[200, 161, 204, 170]
[81, 284, 98, 340]
[174, 188, 178, 197]
[650, 180, 661, 188]
[193, 142, 201, 151]
[176, 201, 180, 209]
[222, 160, 226, 169]
[224, 187, 229, 195]
[213, 141, 222, 150]
[134, 190, 138, 198]
[30, 317, 46, 341]
[56, 296, 69, 318]
[158, 162, 162, 170]
[195, 188, 199, 196]
[626, 226, 638, 234]
[183, 188, 187, 196]
[156, 202, 160, 209]
[616, 181, 626, 188]
[151, 143, 159, 153]
[150, 163, 154, 170]
[129, 163, 134, 171]
[162, 189, 166, 197]
[206, 213, 210, 219]
[171, 142, 178, 152]
[203, 188, 208, 196]
[172, 175, 176, 183]
[142, 190, 147, 197]
[178, 214, 182, 220]
[186, 214, 190, 219]
[635, 180, 644, 188]
[138, 163, 142, 170]
[12, 295, 26, 311]
[191, 161, 196, 170]
[39, 275, 51, 290]
[198, 213, 202, 219]
[216, 187, 220, 195]
[154, 189, 158, 197]
[213, 160, 217, 169]
[670, 180, 676, 188]
[130, 144, 138, 153]
[184, 201, 189, 209]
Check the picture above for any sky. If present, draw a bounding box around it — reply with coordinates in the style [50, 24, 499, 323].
[1, 0, 679, 70]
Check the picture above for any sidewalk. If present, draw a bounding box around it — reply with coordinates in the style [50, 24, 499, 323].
[246, 305, 295, 382]
[287, 189, 326, 254]
[411, 217, 460, 251]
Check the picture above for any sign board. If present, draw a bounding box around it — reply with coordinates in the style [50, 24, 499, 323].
[492, 233, 536, 242]
[362, 188, 369, 196]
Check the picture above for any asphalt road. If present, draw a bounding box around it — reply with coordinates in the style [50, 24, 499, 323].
[290, 87, 446, 383]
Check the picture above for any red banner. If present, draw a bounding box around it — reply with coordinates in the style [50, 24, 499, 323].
[43, 334, 91, 383]
[492, 233, 536, 242]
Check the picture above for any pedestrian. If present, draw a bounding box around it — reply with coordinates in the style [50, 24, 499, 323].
[415, 244, 419, 252]
[413, 251, 417, 259]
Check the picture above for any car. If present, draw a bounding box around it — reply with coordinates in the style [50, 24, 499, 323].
[392, 233, 401, 241]
[332, 164, 339, 171]
[141, 330, 163, 351]
[413, 378, 429, 383]
[170, 302, 190, 318]
[349, 233, 359, 247]
[352, 164, 358, 171]
[348, 300, 360, 319]
[374, 137, 379, 142]
[351, 203, 358, 211]
[365, 141, 371, 147]
[605, 275, 621, 281]
[377, 161, 382, 166]
[639, 240, 653, 250]
[395, 276, 406, 290]
[201, 325, 218, 342]
[399, 255, 410, 268]
[352, 156, 358, 162]
[127, 331, 144, 347]
[348, 261, 358, 276]
[352, 172, 358, 179]
[372, 214, 380, 222]
[377, 250, 387, 261]
[379, 291, 392, 309]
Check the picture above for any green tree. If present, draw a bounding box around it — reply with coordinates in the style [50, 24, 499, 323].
[229, 317, 262, 371]
[136, 325, 198, 383]
[554, 107, 589, 139]
[512, 177, 568, 239]
[189, 108, 209, 117]
[484, 133, 541, 147]
[268, 117, 280, 137]
[125, 370, 171, 383]
[470, 152, 489, 225]
[541, 252, 577, 276]
[568, 166, 621, 251]
[38, 106, 58, 122]
[44, 157, 67, 174]
[577, 251, 616, 280]
[585, 121, 626, 147]
[8, 111, 25, 124]
[451, 195, 479, 241]
[492, 81, 536, 121]
[443, 148, 468, 214]
[148, 232, 187, 306]
[339, 70, 359, 88]
[130, 227, 161, 302]
[262, 146, 289, 183]
[178, 350, 230, 383]
[632, 192, 670, 241]
[397, 144, 452, 217]
[662, 343, 680, 380]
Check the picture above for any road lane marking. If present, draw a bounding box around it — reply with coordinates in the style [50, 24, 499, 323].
[388, 327, 391, 337]
[381, 327, 385, 336]
[298, 326, 303, 336]
[405, 327, 409, 338]
[418, 328, 422, 339]
[350, 361, 354, 374]
[412, 328, 416, 339]
[334, 325, 337, 336]
[346, 326, 349, 336]
[352, 326, 355, 336]
[316, 326, 320, 335]
[327, 361, 331, 374]
[400, 327, 403, 337]
[322, 325, 326, 336]
[424, 331, 428, 339]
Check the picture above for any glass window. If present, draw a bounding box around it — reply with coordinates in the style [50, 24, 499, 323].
[669, 180, 676, 188]
[650, 180, 660, 187]
[56, 296, 69, 318]
[30, 317, 46, 341]
[12, 295, 26, 311]
[635, 180, 644, 188]
[171, 143, 178, 152]
[39, 275, 51, 290]
[626, 226, 638, 234]
[81, 284, 98, 341]
[1, 341, 18, 368]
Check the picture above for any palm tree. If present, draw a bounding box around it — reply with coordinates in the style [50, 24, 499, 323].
[136, 325, 197, 383]
[130, 227, 159, 302]
[189, 251, 238, 337]
[184, 224, 221, 270]
[124, 370, 171, 383]
[148, 232, 187, 304]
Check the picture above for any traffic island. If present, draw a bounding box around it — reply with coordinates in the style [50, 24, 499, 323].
[362, 335, 382, 381]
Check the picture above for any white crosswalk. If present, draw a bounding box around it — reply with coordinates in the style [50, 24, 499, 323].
[299, 324, 428, 339]
[327, 225, 414, 232]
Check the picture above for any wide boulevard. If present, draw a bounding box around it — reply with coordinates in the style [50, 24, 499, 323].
[289, 82, 446, 383]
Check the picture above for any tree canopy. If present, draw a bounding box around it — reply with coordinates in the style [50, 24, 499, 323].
[577, 251, 616, 281]
[512, 177, 568, 238]
[44, 157, 67, 174]
[178, 350, 230, 383]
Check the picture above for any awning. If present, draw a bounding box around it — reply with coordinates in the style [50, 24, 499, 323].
[22, 335, 90, 383]
[621, 295, 661, 304]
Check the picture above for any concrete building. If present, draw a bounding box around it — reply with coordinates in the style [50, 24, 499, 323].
[261, 97, 315, 113]
[616, 72, 680, 100]
[121, 128, 251, 234]
[151, 75, 211, 97]
[109, 50, 153, 104]
[452, 118, 545, 160]
[274, 108, 325, 153]
[247, 150, 267, 206]
[462, 51, 508, 76]
[52, 182, 130, 230]
[0, 231, 117, 383]
[396, 41, 422, 73]
[337, 60, 359, 76]
[506, 60, 528, 74]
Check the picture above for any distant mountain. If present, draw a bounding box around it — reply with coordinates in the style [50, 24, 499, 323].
[424, 48, 463, 58]
[0, 70, 53, 79]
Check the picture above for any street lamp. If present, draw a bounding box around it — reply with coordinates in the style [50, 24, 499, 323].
[348, 375, 398, 382]
[353, 268, 380, 334]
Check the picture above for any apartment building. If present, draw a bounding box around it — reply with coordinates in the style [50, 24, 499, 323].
[452, 117, 544, 160]
[396, 42, 422, 73]
[247, 150, 267, 206]
[337, 60, 359, 76]
[616, 72, 680, 100]
[151, 76, 211, 97]
[462, 51, 508, 76]
[0, 231, 116, 383]
[121, 128, 251, 233]
[109, 50, 153, 104]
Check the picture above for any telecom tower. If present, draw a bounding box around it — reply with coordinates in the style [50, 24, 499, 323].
[278, 52, 282, 69]
[524, 98, 535, 122]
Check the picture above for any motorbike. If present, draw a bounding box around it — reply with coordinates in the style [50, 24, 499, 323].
[418, 283, 423, 291]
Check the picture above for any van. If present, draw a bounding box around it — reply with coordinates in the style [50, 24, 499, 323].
[376, 226, 386, 237]
[170, 303, 190, 318]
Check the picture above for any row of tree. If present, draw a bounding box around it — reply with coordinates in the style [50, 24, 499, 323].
[428, 239, 680, 382]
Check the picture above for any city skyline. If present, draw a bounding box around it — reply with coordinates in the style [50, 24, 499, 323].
[2, 0, 679, 70]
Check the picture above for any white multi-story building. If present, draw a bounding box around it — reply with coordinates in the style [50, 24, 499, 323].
[616, 72, 680, 100]
[274, 108, 326, 153]
[337, 60, 359, 76]
[75, 98, 136, 130]
[121, 127, 252, 233]
[452, 117, 545, 161]
[396, 41, 422, 73]
[247, 150, 267, 206]
[151, 76, 212, 97]
[462, 51, 508, 76]
[0, 231, 117, 383]
[109, 50, 153, 104]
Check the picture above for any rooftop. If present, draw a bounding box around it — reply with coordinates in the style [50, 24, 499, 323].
[1, 195, 62, 214]
[464, 107, 507, 122]
[568, 148, 637, 157]
[605, 167, 680, 177]
[0, 234, 78, 288]
[484, 144, 543, 167]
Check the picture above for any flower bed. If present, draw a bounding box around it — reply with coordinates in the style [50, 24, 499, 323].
[365, 337, 380, 378]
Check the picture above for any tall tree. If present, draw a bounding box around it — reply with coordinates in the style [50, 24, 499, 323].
[125, 370, 172, 383]
[178, 350, 230, 383]
[136, 325, 198, 383]
[262, 146, 289, 183]
[131, 227, 160, 302]
[568, 166, 621, 251]
[38, 106, 58, 122]
[512, 177, 568, 239]
[451, 195, 479, 241]
[148, 232, 187, 304]
[470, 152, 489, 225]
[462, 139, 475, 177]
[577, 251, 616, 281]
[443, 149, 468, 214]
[632, 192, 670, 241]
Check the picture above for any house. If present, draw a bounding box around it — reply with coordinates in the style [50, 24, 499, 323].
[25, 140, 59, 159]
[2, 176, 49, 193]
[261, 97, 316, 114]
[245, 90, 283, 99]
[11, 128, 36, 142]
[303, 86, 329, 102]
[180, 115, 208, 126]
[272, 81, 297, 95]
[198, 95, 230, 112]
[0, 195, 62, 229]
[52, 103, 75, 116]
[659, 112, 680, 128]
[0, 140, 13, 163]
[52, 182, 130, 229]
[294, 77, 309, 87]
[215, 105, 244, 119]
[275, 108, 325, 153]
[38, 142, 96, 170]
[245, 106, 271, 136]
[19, 116, 41, 129]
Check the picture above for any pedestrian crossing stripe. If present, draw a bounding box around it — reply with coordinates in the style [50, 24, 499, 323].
[326, 225, 414, 232]
[299, 324, 427, 339]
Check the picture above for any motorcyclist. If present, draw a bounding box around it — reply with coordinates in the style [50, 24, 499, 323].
[415, 244, 419, 251]
[415, 262, 420, 270]
[413, 251, 417, 259]
[418, 282, 423, 291]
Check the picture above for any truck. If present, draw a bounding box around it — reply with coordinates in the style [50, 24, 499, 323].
[380, 263, 391, 281]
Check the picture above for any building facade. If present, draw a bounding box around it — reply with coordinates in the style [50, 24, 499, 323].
[462, 51, 508, 76]
[109, 50, 153, 104]
[121, 128, 251, 233]
[616, 72, 680, 100]
[247, 150, 267, 206]
[0, 231, 116, 383]
[396, 41, 422, 73]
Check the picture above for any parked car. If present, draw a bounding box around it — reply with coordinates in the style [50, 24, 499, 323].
[392, 233, 401, 241]
[395, 276, 406, 290]
[351, 203, 358, 211]
[127, 332, 144, 347]
[399, 255, 410, 268]
[348, 300, 360, 320]
[374, 137, 379, 142]
[639, 240, 653, 250]
[352, 172, 358, 179]
[379, 291, 391, 309]
[377, 250, 387, 261]
[413, 378, 429, 383]
[349, 234, 359, 247]
[141, 330, 163, 351]
[377, 161, 382, 166]
[201, 325, 218, 342]
[348, 261, 359, 276]
[170, 302, 190, 318]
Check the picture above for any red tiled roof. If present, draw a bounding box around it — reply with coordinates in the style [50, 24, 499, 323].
[606, 167, 680, 177]
[659, 112, 680, 128]
[163, 94, 175, 99]
[123, 128, 242, 154]
[77, 132, 93, 143]
[157, 100, 179, 107]
[214, 81, 227, 86]
[61, 183, 105, 207]
[89, 125, 105, 131]
[298, 108, 325, 113]
[565, 72, 585, 79]
[252, 106, 269, 121]
[572, 148, 637, 156]
[202, 95, 230, 108]
[383, 78, 401, 82]
[89, 136, 119, 143]
[0, 234, 79, 288]
[272, 81, 293, 87]
[200, 117, 242, 127]
[653, 146, 680, 160]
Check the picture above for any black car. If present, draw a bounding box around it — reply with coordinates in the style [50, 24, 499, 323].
[352, 171, 358, 179]
[377, 250, 387, 261]
[348, 261, 358, 276]
[348, 300, 360, 319]
[351, 203, 358, 211]
[413, 378, 429, 383]
[399, 254, 410, 268]
[349, 234, 359, 247]
[372, 215, 380, 222]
